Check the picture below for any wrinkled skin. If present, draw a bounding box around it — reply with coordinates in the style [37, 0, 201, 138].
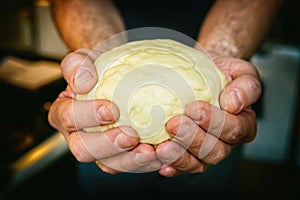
[48, 49, 261, 177]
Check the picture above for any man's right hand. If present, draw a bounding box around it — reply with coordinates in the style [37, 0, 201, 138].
[48, 49, 161, 174]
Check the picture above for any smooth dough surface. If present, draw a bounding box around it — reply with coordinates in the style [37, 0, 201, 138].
[77, 39, 227, 144]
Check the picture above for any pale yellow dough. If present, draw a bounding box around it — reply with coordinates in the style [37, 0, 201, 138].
[77, 39, 227, 145]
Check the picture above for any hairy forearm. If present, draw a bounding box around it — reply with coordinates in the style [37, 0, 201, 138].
[51, 0, 125, 50]
[198, 0, 282, 59]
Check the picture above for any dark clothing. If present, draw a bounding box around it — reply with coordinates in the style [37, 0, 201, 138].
[114, 0, 214, 40]
[78, 147, 242, 200]
[77, 147, 243, 200]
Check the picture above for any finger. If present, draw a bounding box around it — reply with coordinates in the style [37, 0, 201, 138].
[158, 165, 181, 177]
[48, 85, 120, 136]
[186, 101, 257, 144]
[156, 141, 208, 176]
[156, 140, 186, 164]
[214, 57, 260, 81]
[50, 98, 119, 135]
[99, 144, 161, 173]
[75, 48, 102, 61]
[95, 160, 119, 175]
[96, 157, 161, 175]
[48, 88, 76, 134]
[66, 126, 139, 162]
[72, 99, 120, 130]
[215, 57, 262, 114]
[220, 75, 262, 114]
[61, 50, 98, 93]
[159, 153, 209, 177]
[166, 115, 232, 165]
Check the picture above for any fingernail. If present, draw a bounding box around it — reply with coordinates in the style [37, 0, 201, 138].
[74, 69, 93, 89]
[115, 133, 136, 150]
[97, 105, 114, 124]
[226, 90, 242, 112]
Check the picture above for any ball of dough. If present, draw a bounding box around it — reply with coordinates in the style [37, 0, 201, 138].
[76, 39, 227, 145]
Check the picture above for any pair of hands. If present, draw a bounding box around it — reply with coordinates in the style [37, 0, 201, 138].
[48, 48, 261, 177]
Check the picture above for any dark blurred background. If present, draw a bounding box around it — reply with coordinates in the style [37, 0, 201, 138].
[0, 0, 299, 199]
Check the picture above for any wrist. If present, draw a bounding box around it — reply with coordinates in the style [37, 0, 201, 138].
[197, 34, 249, 60]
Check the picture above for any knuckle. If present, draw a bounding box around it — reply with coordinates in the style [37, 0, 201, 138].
[247, 75, 262, 98]
[156, 148, 169, 162]
[244, 132, 256, 143]
[48, 99, 75, 133]
[227, 119, 244, 144]
[173, 153, 189, 170]
[99, 164, 118, 175]
[191, 163, 208, 173]
[243, 112, 257, 143]
[173, 118, 198, 144]
[157, 142, 182, 163]
[227, 109, 258, 144]
[69, 136, 91, 162]
[61, 52, 80, 70]
[208, 146, 228, 165]
[75, 48, 91, 55]
[48, 99, 62, 124]
[119, 159, 136, 172]
[249, 75, 261, 91]
[100, 167, 118, 175]
[47, 106, 57, 128]
[61, 52, 92, 85]
[61, 105, 75, 130]
[190, 131, 205, 149]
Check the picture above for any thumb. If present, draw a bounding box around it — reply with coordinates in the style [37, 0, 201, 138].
[219, 75, 261, 114]
[61, 49, 98, 93]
